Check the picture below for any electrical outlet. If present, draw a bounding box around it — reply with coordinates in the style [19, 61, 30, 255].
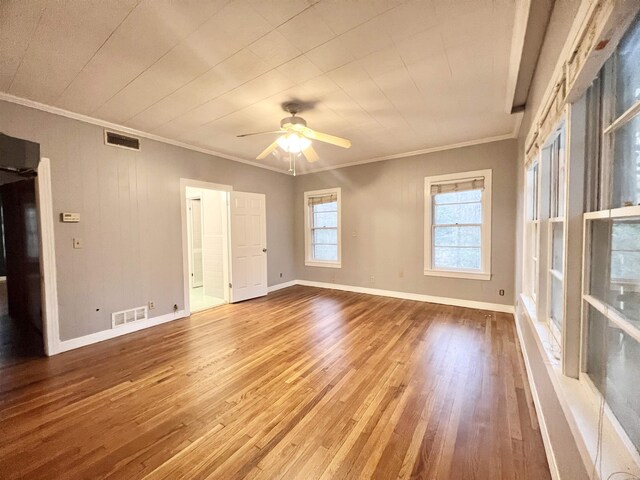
[399, 270, 404, 278]
[279, 272, 283, 278]
[369, 275, 375, 283]
[148, 301, 155, 310]
[73, 237, 83, 249]
[499, 289, 505, 296]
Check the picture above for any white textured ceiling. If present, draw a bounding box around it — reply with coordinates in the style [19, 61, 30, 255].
[1, 0, 519, 173]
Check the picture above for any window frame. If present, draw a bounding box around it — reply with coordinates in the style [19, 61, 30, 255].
[424, 169, 492, 281]
[544, 121, 568, 348]
[524, 158, 541, 303]
[304, 187, 342, 269]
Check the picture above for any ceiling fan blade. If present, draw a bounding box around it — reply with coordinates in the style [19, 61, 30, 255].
[303, 144, 319, 163]
[256, 137, 282, 160]
[301, 127, 351, 148]
[237, 130, 285, 138]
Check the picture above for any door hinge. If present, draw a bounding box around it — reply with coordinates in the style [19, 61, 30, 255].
[229, 283, 232, 288]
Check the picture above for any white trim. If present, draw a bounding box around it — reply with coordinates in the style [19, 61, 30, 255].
[303, 187, 342, 269]
[305, 261, 341, 269]
[0, 92, 521, 177]
[295, 279, 514, 314]
[267, 280, 297, 293]
[517, 295, 640, 479]
[423, 269, 491, 281]
[0, 92, 289, 176]
[57, 310, 187, 353]
[36, 157, 60, 356]
[514, 300, 561, 480]
[180, 178, 232, 316]
[298, 133, 515, 174]
[424, 169, 492, 280]
[602, 99, 640, 135]
[504, 0, 532, 113]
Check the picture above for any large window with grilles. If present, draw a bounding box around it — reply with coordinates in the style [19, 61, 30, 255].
[424, 169, 492, 280]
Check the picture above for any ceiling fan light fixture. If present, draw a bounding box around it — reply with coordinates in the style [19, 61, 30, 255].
[277, 133, 311, 153]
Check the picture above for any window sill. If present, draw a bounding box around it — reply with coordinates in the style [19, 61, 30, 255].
[423, 269, 491, 281]
[305, 261, 341, 269]
[518, 293, 640, 478]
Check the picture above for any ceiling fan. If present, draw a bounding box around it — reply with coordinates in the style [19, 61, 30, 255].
[237, 103, 351, 171]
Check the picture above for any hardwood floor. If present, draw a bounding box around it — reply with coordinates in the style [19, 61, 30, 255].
[0, 286, 550, 479]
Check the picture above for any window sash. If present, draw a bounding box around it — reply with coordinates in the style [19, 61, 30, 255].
[304, 188, 341, 267]
[424, 169, 491, 279]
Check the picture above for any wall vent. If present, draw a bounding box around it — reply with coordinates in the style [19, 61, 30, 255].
[104, 130, 141, 151]
[112, 306, 148, 328]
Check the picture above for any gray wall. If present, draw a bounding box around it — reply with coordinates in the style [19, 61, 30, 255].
[513, 1, 589, 478]
[0, 100, 295, 341]
[515, 0, 582, 301]
[294, 139, 518, 307]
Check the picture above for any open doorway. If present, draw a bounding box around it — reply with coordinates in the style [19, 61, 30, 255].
[185, 185, 230, 313]
[0, 175, 44, 360]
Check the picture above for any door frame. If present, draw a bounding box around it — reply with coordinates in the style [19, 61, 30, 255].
[186, 195, 204, 288]
[180, 178, 232, 316]
[36, 157, 59, 356]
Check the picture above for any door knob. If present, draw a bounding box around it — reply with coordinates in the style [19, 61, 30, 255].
[262, 248, 267, 253]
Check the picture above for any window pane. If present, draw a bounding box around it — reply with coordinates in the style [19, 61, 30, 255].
[615, 13, 640, 118]
[312, 228, 337, 245]
[313, 244, 337, 261]
[550, 275, 563, 332]
[313, 201, 337, 213]
[552, 222, 564, 273]
[434, 202, 481, 225]
[588, 217, 640, 330]
[610, 218, 640, 329]
[434, 189, 482, 204]
[611, 114, 640, 208]
[586, 305, 640, 453]
[434, 226, 481, 247]
[589, 218, 612, 302]
[313, 211, 337, 228]
[434, 247, 480, 270]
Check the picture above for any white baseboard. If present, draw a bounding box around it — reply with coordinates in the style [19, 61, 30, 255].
[267, 280, 297, 293]
[295, 279, 515, 314]
[54, 282, 512, 354]
[56, 310, 187, 354]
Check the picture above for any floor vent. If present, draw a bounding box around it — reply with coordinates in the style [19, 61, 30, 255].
[104, 130, 141, 151]
[112, 306, 148, 328]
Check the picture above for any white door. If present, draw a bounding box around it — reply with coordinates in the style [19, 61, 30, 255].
[189, 198, 204, 288]
[229, 192, 267, 302]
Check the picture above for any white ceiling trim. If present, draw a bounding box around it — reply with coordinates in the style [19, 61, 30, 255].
[0, 92, 290, 176]
[298, 132, 517, 175]
[0, 92, 522, 177]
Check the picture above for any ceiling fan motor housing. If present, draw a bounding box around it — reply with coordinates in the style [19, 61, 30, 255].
[280, 116, 307, 129]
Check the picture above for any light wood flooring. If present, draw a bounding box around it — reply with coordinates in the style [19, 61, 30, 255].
[0, 286, 550, 479]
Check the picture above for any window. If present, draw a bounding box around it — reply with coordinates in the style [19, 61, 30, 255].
[582, 16, 640, 455]
[545, 123, 567, 345]
[424, 169, 492, 280]
[304, 188, 341, 268]
[525, 160, 540, 302]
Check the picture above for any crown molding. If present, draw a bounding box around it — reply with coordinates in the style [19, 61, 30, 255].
[297, 131, 517, 175]
[0, 92, 291, 176]
[0, 92, 521, 177]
